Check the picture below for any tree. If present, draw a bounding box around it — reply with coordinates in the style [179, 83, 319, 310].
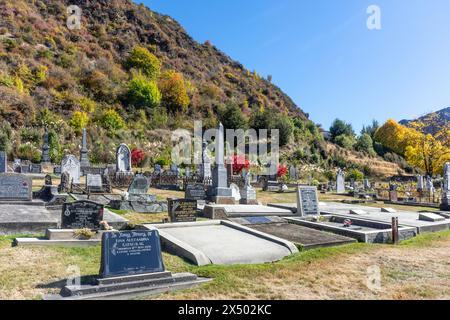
[249, 109, 293, 147]
[347, 168, 364, 181]
[126, 46, 161, 80]
[100, 109, 125, 133]
[219, 103, 248, 130]
[355, 133, 376, 156]
[272, 115, 294, 147]
[361, 119, 379, 138]
[334, 134, 356, 149]
[329, 119, 355, 141]
[374, 119, 421, 155]
[127, 74, 161, 109]
[158, 70, 190, 114]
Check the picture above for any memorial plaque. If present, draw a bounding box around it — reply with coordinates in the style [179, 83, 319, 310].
[0, 174, 32, 201]
[61, 201, 104, 229]
[185, 184, 206, 201]
[0, 151, 6, 173]
[296, 186, 319, 216]
[99, 230, 165, 278]
[168, 198, 197, 222]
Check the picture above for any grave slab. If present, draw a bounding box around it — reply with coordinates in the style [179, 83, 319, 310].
[229, 216, 356, 249]
[140, 220, 298, 266]
[203, 204, 294, 219]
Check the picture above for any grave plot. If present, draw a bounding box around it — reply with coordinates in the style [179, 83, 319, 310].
[203, 204, 295, 219]
[285, 215, 416, 243]
[140, 220, 298, 266]
[46, 230, 210, 300]
[320, 202, 450, 234]
[229, 216, 356, 249]
[14, 201, 128, 246]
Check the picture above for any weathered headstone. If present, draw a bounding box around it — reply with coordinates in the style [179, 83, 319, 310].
[363, 179, 371, 191]
[441, 162, 450, 211]
[86, 174, 103, 193]
[417, 175, 424, 192]
[168, 198, 197, 223]
[198, 141, 211, 179]
[336, 169, 345, 194]
[425, 176, 434, 193]
[389, 184, 398, 202]
[41, 127, 51, 164]
[289, 165, 297, 181]
[30, 164, 42, 174]
[58, 172, 70, 193]
[240, 170, 257, 204]
[230, 183, 241, 202]
[80, 128, 90, 167]
[127, 174, 152, 201]
[99, 230, 165, 278]
[0, 173, 32, 201]
[296, 186, 319, 216]
[61, 155, 80, 184]
[61, 201, 104, 229]
[116, 144, 132, 173]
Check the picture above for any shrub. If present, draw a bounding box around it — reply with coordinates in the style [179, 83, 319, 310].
[69, 111, 89, 134]
[347, 168, 364, 181]
[17, 143, 41, 162]
[126, 46, 161, 80]
[158, 70, 190, 114]
[334, 134, 356, 149]
[20, 128, 41, 144]
[232, 154, 250, 174]
[127, 74, 161, 109]
[277, 164, 288, 178]
[99, 109, 125, 133]
[355, 133, 376, 156]
[329, 119, 355, 141]
[219, 102, 248, 130]
[131, 148, 146, 167]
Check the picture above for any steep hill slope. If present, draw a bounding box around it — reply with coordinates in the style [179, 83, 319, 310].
[400, 107, 449, 142]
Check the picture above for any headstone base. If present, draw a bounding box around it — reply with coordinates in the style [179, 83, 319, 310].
[109, 200, 168, 213]
[47, 271, 210, 300]
[240, 199, 259, 205]
[209, 196, 236, 205]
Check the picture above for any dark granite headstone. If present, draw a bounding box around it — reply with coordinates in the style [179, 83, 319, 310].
[296, 186, 319, 216]
[99, 230, 165, 278]
[61, 201, 104, 229]
[44, 174, 52, 186]
[168, 198, 197, 222]
[185, 184, 206, 201]
[0, 173, 32, 201]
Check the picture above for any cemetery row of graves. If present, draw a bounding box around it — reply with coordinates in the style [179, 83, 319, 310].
[0, 124, 449, 299]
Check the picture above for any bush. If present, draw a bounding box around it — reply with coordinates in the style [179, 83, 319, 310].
[126, 46, 161, 80]
[17, 143, 41, 162]
[69, 111, 89, 134]
[272, 115, 294, 147]
[127, 74, 161, 109]
[131, 148, 146, 167]
[99, 109, 125, 133]
[20, 128, 41, 144]
[330, 119, 355, 141]
[158, 70, 190, 114]
[355, 133, 376, 156]
[334, 134, 356, 149]
[347, 168, 364, 181]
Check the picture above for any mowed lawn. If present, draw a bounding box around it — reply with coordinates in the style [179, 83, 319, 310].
[0, 187, 448, 300]
[1, 230, 449, 300]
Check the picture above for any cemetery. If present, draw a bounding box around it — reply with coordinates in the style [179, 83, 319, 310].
[0, 124, 449, 300]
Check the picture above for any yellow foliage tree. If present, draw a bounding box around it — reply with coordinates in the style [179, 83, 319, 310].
[158, 70, 190, 114]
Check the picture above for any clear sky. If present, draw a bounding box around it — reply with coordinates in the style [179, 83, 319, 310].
[139, 0, 450, 132]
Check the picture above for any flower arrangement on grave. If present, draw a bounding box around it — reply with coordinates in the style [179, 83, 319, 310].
[277, 164, 288, 178]
[99, 221, 113, 231]
[74, 228, 95, 240]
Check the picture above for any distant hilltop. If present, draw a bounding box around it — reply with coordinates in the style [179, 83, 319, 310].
[400, 107, 450, 139]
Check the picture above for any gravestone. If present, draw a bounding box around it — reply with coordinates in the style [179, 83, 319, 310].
[116, 144, 132, 173]
[61, 201, 104, 229]
[0, 151, 6, 173]
[417, 175, 424, 192]
[0, 173, 32, 201]
[208, 124, 233, 203]
[185, 183, 206, 201]
[79, 128, 90, 167]
[389, 184, 398, 202]
[296, 186, 319, 216]
[86, 174, 103, 193]
[289, 166, 297, 181]
[230, 183, 241, 202]
[30, 164, 42, 174]
[99, 230, 165, 278]
[61, 155, 80, 184]
[185, 167, 191, 178]
[44, 174, 52, 186]
[53, 165, 61, 175]
[336, 169, 345, 194]
[441, 162, 450, 211]
[168, 198, 197, 223]
[154, 164, 162, 175]
[128, 174, 152, 201]
[41, 127, 51, 164]
[240, 171, 257, 204]
[198, 141, 211, 179]
[363, 179, 371, 191]
[425, 176, 434, 193]
[20, 165, 30, 174]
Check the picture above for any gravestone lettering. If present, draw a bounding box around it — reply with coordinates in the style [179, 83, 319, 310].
[185, 184, 206, 201]
[0, 174, 32, 201]
[99, 230, 165, 278]
[296, 186, 319, 216]
[168, 198, 197, 222]
[61, 201, 104, 229]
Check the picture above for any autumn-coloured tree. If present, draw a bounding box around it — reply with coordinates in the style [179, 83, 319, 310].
[374, 119, 421, 155]
[158, 70, 190, 114]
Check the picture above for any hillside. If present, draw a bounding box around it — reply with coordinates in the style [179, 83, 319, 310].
[400, 107, 450, 143]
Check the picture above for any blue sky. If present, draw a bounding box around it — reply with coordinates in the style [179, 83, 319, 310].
[139, 0, 450, 132]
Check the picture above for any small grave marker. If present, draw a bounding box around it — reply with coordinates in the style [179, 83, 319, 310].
[296, 186, 319, 216]
[61, 201, 104, 229]
[168, 198, 197, 223]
